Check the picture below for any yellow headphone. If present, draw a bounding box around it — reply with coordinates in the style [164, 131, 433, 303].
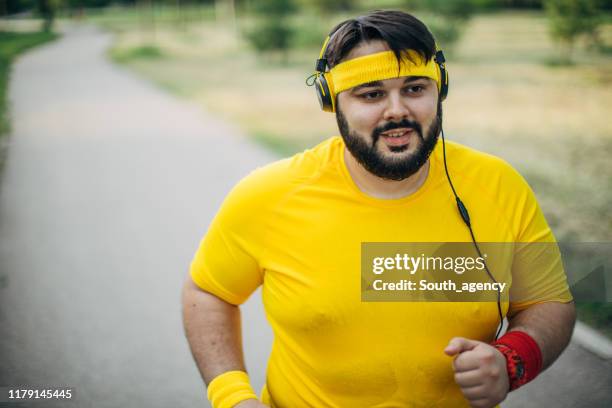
[309, 31, 449, 113]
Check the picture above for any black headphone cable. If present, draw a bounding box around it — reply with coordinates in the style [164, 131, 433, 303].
[440, 127, 504, 340]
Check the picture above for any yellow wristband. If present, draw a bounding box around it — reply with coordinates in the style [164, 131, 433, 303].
[207, 370, 258, 408]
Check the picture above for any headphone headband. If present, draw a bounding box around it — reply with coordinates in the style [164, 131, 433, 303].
[315, 35, 332, 72]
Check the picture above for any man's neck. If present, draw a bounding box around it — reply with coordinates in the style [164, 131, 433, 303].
[344, 146, 430, 200]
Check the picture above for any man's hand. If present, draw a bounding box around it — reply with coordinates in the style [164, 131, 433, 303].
[233, 399, 269, 408]
[444, 337, 509, 408]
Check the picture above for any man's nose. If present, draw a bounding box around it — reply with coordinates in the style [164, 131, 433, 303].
[382, 91, 412, 122]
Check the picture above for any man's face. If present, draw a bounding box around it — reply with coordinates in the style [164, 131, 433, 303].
[335, 40, 441, 181]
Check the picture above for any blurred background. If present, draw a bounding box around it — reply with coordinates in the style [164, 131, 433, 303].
[6, 0, 609, 333]
[0, 0, 611, 405]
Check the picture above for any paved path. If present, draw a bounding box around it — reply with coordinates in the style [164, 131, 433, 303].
[1, 24, 610, 408]
[0, 25, 274, 407]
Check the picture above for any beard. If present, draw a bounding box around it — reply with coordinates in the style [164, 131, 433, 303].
[336, 102, 442, 181]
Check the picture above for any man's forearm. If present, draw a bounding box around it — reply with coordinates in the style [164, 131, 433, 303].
[181, 278, 247, 384]
[507, 301, 576, 369]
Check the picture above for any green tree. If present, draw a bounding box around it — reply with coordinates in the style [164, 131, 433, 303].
[37, 0, 62, 32]
[244, 0, 297, 62]
[415, 0, 475, 53]
[6, 0, 36, 14]
[544, 0, 602, 61]
[250, 0, 295, 15]
[301, 0, 354, 15]
[421, 0, 474, 20]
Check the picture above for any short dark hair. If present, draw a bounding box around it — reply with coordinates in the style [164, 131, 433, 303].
[325, 10, 436, 68]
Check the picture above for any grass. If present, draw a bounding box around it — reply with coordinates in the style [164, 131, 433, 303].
[110, 44, 165, 63]
[90, 6, 612, 337]
[0, 30, 58, 136]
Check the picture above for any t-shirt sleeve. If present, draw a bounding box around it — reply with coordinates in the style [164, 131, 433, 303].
[507, 171, 573, 316]
[190, 171, 269, 305]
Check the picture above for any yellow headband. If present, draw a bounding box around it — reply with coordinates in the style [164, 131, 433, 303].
[327, 50, 441, 95]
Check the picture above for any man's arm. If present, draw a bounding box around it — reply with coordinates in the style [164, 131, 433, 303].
[181, 277, 267, 408]
[182, 277, 245, 383]
[506, 301, 576, 369]
[445, 301, 576, 408]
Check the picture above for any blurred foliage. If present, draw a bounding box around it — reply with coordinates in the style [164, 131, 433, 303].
[298, 0, 355, 15]
[243, 0, 296, 61]
[5, 0, 36, 14]
[110, 44, 164, 62]
[290, 14, 329, 48]
[245, 20, 293, 55]
[3, 0, 612, 18]
[64, 0, 112, 10]
[4, 0, 612, 17]
[422, 16, 463, 51]
[544, 0, 603, 62]
[0, 30, 57, 150]
[248, 0, 296, 15]
[37, 0, 63, 32]
[413, 0, 475, 53]
[417, 0, 475, 20]
[489, 0, 543, 7]
[3, 0, 218, 15]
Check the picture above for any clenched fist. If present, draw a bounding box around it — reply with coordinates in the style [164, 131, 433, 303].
[445, 337, 509, 408]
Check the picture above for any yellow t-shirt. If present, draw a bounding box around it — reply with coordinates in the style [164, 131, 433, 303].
[190, 136, 572, 407]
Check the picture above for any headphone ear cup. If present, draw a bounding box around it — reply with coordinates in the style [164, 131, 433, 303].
[439, 64, 449, 101]
[315, 74, 335, 113]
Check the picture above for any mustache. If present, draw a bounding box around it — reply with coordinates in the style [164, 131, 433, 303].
[372, 119, 423, 145]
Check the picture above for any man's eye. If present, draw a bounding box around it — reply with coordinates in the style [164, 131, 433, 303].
[405, 85, 424, 94]
[359, 90, 384, 100]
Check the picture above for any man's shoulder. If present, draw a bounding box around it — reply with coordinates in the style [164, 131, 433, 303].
[441, 140, 527, 188]
[443, 140, 510, 168]
[226, 136, 342, 206]
[439, 140, 546, 239]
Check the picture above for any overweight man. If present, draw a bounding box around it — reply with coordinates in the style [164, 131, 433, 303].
[182, 9, 575, 408]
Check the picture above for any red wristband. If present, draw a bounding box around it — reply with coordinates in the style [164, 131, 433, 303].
[492, 331, 542, 390]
